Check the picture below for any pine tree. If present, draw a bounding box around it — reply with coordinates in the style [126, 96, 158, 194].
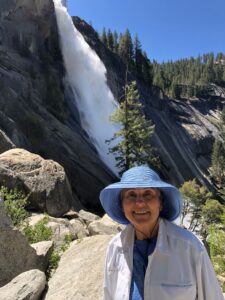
[134, 34, 142, 77]
[107, 81, 158, 172]
[107, 29, 114, 51]
[101, 28, 107, 45]
[211, 139, 225, 187]
[210, 106, 225, 187]
[113, 31, 118, 53]
[142, 51, 153, 85]
[118, 29, 134, 68]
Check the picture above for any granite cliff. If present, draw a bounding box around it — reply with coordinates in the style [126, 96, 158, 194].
[72, 16, 225, 190]
[0, 0, 115, 214]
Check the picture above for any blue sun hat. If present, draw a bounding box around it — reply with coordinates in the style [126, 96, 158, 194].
[100, 165, 182, 224]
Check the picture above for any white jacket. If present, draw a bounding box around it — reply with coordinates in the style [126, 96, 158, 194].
[103, 218, 223, 300]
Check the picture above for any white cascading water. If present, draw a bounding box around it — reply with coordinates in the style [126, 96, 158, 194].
[53, 0, 119, 174]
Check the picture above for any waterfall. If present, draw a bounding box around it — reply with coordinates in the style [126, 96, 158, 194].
[53, 0, 119, 174]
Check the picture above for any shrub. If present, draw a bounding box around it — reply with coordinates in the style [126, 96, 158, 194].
[23, 217, 52, 244]
[207, 225, 225, 287]
[1, 186, 29, 227]
[60, 233, 73, 252]
[46, 250, 61, 280]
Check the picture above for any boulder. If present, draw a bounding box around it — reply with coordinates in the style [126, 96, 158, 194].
[70, 218, 89, 239]
[45, 235, 112, 300]
[31, 241, 54, 271]
[0, 204, 44, 287]
[78, 209, 100, 225]
[0, 201, 12, 229]
[88, 214, 123, 236]
[28, 213, 76, 249]
[0, 148, 73, 217]
[0, 269, 46, 300]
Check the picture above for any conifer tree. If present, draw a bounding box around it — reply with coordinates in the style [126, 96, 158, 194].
[107, 81, 158, 172]
[113, 31, 118, 53]
[210, 106, 225, 187]
[118, 29, 134, 68]
[107, 29, 114, 51]
[142, 51, 153, 85]
[134, 34, 142, 77]
[101, 28, 107, 46]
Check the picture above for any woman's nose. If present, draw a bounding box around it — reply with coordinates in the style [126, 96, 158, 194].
[135, 195, 145, 203]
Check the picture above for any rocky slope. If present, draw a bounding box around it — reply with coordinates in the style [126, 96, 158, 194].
[73, 16, 225, 190]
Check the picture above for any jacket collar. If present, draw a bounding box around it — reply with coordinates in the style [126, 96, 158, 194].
[115, 218, 170, 255]
[156, 218, 170, 255]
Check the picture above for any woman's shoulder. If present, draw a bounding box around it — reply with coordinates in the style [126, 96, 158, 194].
[163, 219, 204, 251]
[107, 224, 134, 249]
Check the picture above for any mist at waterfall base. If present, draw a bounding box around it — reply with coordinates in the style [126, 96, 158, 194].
[53, 0, 120, 175]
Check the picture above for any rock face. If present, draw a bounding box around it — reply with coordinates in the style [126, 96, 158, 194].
[73, 16, 225, 191]
[45, 234, 112, 300]
[0, 203, 46, 287]
[0, 0, 115, 215]
[0, 269, 46, 300]
[0, 129, 15, 154]
[0, 148, 73, 217]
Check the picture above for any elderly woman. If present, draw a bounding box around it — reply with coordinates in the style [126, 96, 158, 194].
[100, 165, 223, 300]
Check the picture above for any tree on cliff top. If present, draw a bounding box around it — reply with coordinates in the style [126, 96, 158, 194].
[106, 80, 160, 173]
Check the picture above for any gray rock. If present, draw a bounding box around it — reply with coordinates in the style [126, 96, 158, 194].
[45, 235, 112, 300]
[70, 218, 89, 239]
[31, 241, 54, 272]
[46, 220, 73, 249]
[0, 129, 15, 154]
[0, 201, 12, 229]
[0, 148, 73, 217]
[0, 269, 46, 300]
[78, 209, 100, 225]
[0, 204, 43, 287]
[28, 213, 76, 249]
[88, 214, 123, 236]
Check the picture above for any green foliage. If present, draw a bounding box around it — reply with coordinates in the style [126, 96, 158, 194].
[1, 186, 29, 227]
[118, 29, 133, 68]
[107, 29, 114, 51]
[23, 217, 52, 244]
[46, 250, 61, 279]
[152, 52, 225, 99]
[101, 27, 107, 45]
[47, 233, 73, 279]
[210, 139, 225, 186]
[100, 28, 153, 84]
[202, 199, 225, 225]
[60, 233, 73, 252]
[179, 179, 212, 231]
[107, 81, 160, 173]
[210, 107, 225, 187]
[180, 179, 225, 286]
[207, 226, 225, 280]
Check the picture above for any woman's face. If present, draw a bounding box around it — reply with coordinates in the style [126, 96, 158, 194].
[121, 188, 161, 231]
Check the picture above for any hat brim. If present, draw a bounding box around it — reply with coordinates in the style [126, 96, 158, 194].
[100, 180, 182, 224]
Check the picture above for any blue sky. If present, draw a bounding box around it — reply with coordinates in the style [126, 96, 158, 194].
[68, 0, 225, 63]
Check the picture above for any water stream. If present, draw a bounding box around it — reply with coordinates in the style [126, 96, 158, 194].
[53, 0, 119, 174]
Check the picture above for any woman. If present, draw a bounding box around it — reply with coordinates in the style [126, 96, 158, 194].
[100, 165, 223, 300]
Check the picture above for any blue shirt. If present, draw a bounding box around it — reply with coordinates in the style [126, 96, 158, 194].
[130, 237, 157, 300]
